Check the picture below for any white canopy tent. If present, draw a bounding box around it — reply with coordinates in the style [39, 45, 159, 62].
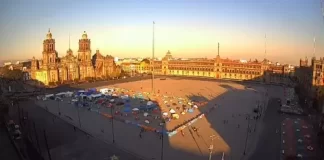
[169, 109, 176, 114]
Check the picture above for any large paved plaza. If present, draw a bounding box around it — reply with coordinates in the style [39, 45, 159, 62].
[35, 78, 285, 160]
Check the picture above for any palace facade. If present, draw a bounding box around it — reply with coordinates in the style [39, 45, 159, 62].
[120, 50, 294, 83]
[30, 30, 120, 85]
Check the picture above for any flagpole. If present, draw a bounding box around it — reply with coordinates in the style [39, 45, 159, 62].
[152, 21, 155, 93]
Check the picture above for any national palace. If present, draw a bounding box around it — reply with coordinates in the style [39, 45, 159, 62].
[29, 30, 120, 85]
[119, 47, 294, 83]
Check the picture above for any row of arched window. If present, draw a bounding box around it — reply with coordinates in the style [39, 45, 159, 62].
[222, 69, 260, 75]
[170, 70, 211, 76]
[168, 67, 213, 71]
[222, 64, 261, 69]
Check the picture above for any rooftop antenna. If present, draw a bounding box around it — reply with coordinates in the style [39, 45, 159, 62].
[313, 36, 316, 58]
[69, 33, 71, 50]
[321, 0, 324, 24]
[218, 42, 220, 56]
[264, 34, 267, 60]
[151, 21, 155, 93]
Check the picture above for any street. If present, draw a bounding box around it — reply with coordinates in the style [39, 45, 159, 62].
[9, 99, 143, 160]
[248, 98, 282, 160]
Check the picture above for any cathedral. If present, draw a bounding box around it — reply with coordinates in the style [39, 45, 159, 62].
[30, 29, 119, 85]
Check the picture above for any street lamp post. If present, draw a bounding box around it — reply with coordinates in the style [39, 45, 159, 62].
[77, 106, 82, 128]
[57, 100, 61, 115]
[110, 104, 115, 143]
[160, 123, 164, 160]
[151, 21, 155, 93]
[243, 114, 251, 155]
[209, 135, 216, 160]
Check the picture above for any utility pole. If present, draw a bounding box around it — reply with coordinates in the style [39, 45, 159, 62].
[152, 21, 155, 93]
[209, 135, 216, 160]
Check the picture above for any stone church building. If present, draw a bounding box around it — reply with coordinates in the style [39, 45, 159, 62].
[30, 29, 119, 85]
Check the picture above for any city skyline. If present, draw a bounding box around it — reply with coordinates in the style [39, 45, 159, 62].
[1, 0, 324, 65]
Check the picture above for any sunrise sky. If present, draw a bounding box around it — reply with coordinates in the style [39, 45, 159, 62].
[0, 0, 324, 65]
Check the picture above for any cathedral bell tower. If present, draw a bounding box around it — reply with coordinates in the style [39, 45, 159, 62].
[78, 31, 91, 63]
[42, 29, 57, 68]
[78, 31, 93, 79]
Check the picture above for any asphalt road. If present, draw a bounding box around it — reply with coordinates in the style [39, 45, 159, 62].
[248, 98, 282, 160]
[9, 100, 143, 160]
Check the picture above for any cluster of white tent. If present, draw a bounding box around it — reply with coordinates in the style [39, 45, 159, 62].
[99, 88, 114, 95]
[38, 91, 74, 100]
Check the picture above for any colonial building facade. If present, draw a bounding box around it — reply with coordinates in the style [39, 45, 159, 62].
[295, 57, 324, 113]
[120, 50, 293, 83]
[30, 30, 119, 85]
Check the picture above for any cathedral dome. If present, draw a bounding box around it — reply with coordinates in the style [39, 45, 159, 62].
[82, 31, 88, 39]
[46, 29, 52, 39]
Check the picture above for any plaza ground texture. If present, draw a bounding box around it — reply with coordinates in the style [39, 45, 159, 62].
[34, 77, 288, 160]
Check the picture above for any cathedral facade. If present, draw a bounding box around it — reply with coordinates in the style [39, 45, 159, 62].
[30, 30, 119, 85]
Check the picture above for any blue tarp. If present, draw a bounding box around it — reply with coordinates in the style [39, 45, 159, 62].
[123, 107, 131, 113]
[124, 103, 131, 108]
[89, 88, 97, 92]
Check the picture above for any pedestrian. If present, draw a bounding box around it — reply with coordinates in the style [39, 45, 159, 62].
[181, 130, 185, 137]
[139, 133, 142, 138]
[237, 124, 240, 128]
[74, 126, 76, 131]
